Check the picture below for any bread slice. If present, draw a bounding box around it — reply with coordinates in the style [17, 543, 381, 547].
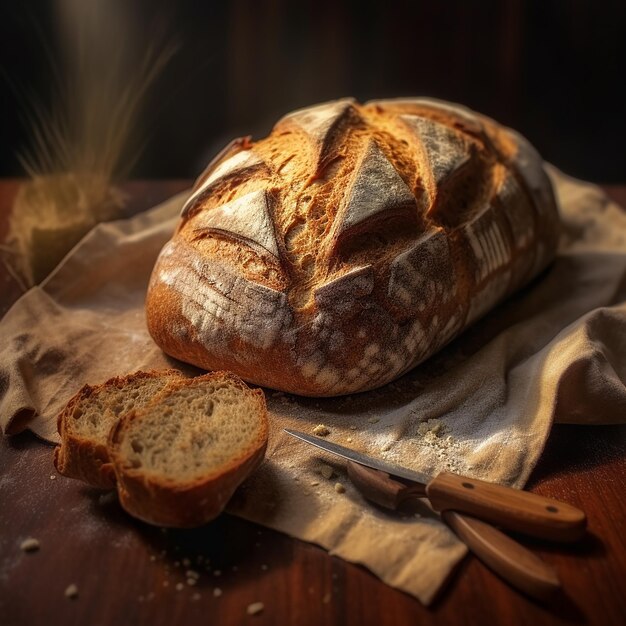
[107, 371, 268, 528]
[54, 369, 184, 488]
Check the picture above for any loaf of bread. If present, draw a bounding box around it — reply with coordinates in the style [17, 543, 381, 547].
[54, 369, 184, 488]
[146, 97, 560, 396]
[108, 371, 268, 527]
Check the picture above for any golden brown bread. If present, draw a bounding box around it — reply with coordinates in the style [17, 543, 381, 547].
[53, 369, 184, 488]
[54, 370, 268, 528]
[107, 372, 268, 527]
[146, 97, 560, 396]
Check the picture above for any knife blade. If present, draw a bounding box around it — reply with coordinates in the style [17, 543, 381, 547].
[284, 428, 432, 488]
[284, 428, 586, 542]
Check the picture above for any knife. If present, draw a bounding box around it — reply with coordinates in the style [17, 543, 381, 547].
[346, 460, 561, 601]
[284, 428, 586, 543]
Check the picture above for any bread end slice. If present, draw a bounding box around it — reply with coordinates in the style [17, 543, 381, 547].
[54, 369, 184, 488]
[108, 371, 268, 528]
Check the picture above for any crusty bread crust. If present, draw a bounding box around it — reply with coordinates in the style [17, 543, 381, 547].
[53, 369, 183, 488]
[146, 98, 560, 396]
[107, 372, 268, 528]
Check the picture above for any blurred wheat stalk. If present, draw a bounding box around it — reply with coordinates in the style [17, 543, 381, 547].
[2, 0, 175, 288]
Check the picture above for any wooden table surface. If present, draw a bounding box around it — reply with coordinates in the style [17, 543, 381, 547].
[1, 180, 625, 626]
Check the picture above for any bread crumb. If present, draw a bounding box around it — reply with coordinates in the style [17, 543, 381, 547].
[310, 481, 319, 486]
[368, 417, 379, 424]
[187, 578, 197, 586]
[413, 419, 465, 472]
[20, 538, 40, 552]
[49, 474, 56, 480]
[150, 555, 156, 562]
[192, 592, 201, 601]
[175, 583, 184, 591]
[98, 491, 117, 507]
[381, 443, 392, 452]
[182, 557, 191, 567]
[163, 581, 169, 587]
[334, 483, 345, 494]
[349, 425, 357, 430]
[319, 464, 334, 480]
[417, 418, 447, 438]
[261, 564, 268, 571]
[346, 437, 353, 443]
[64, 584, 78, 599]
[247, 602, 264, 615]
[213, 587, 222, 597]
[214, 570, 222, 577]
[186, 570, 200, 579]
[322, 591, 332, 604]
[312, 424, 330, 437]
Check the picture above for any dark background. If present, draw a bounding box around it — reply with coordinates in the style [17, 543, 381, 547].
[1, 0, 625, 182]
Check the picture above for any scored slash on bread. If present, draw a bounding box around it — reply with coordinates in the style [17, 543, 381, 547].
[54, 369, 184, 489]
[146, 97, 561, 397]
[53, 370, 269, 527]
[108, 372, 268, 528]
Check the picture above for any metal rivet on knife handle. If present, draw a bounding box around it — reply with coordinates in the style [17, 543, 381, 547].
[426, 472, 587, 543]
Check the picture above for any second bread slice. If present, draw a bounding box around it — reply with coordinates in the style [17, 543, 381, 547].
[108, 371, 268, 528]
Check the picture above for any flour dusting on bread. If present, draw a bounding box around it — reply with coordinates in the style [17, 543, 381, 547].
[146, 97, 560, 396]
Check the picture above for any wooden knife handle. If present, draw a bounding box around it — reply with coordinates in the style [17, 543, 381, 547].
[347, 460, 425, 509]
[443, 510, 560, 601]
[427, 473, 586, 542]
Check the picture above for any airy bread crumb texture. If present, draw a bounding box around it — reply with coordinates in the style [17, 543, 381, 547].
[67, 371, 181, 442]
[116, 375, 266, 482]
[54, 369, 185, 488]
